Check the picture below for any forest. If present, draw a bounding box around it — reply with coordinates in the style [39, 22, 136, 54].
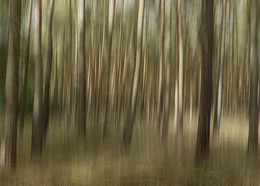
[0, 0, 260, 185]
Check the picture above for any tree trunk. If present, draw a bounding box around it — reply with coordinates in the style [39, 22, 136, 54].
[177, 0, 184, 132]
[213, 0, 226, 135]
[157, 0, 164, 134]
[42, 0, 55, 144]
[123, 0, 145, 152]
[19, 0, 33, 136]
[248, 0, 258, 156]
[0, 0, 21, 170]
[31, 0, 43, 158]
[195, 0, 214, 162]
[162, 0, 172, 144]
[76, 0, 86, 137]
[103, 0, 116, 140]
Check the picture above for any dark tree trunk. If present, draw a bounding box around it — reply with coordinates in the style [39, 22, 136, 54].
[0, 0, 21, 170]
[248, 0, 258, 156]
[76, 0, 86, 136]
[20, 0, 33, 136]
[31, 0, 43, 158]
[195, 0, 214, 162]
[42, 0, 55, 144]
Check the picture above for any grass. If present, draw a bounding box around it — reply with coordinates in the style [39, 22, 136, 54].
[1, 113, 260, 185]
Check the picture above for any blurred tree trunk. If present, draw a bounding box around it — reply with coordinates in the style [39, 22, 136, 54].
[157, 0, 164, 133]
[248, 0, 258, 156]
[162, 0, 172, 144]
[20, 0, 33, 136]
[76, 0, 86, 136]
[195, 0, 214, 162]
[31, 0, 43, 158]
[174, 0, 179, 132]
[60, 26, 66, 114]
[213, 0, 226, 135]
[0, 0, 21, 170]
[177, 0, 184, 132]
[103, 0, 116, 140]
[123, 0, 145, 152]
[42, 0, 55, 143]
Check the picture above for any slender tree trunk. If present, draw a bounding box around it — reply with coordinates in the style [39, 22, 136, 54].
[103, 0, 116, 140]
[162, 0, 172, 144]
[157, 0, 164, 133]
[0, 0, 21, 170]
[42, 0, 55, 144]
[76, 0, 86, 136]
[248, 0, 258, 156]
[174, 0, 179, 132]
[31, 0, 43, 158]
[213, 0, 226, 135]
[20, 0, 33, 136]
[195, 0, 214, 162]
[177, 0, 184, 131]
[123, 0, 145, 152]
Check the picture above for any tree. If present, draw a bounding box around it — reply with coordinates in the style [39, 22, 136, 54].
[195, 0, 214, 162]
[247, 0, 258, 156]
[123, 0, 145, 152]
[162, 0, 172, 144]
[42, 0, 55, 143]
[31, 0, 43, 158]
[0, 0, 21, 169]
[213, 0, 226, 135]
[76, 0, 86, 136]
[20, 0, 33, 136]
[103, 0, 116, 140]
[177, 0, 184, 131]
[157, 0, 164, 133]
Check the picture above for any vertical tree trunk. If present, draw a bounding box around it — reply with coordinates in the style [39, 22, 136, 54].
[177, 0, 184, 131]
[31, 0, 43, 158]
[213, 0, 226, 135]
[162, 0, 172, 144]
[42, 0, 55, 144]
[174, 0, 179, 133]
[76, 0, 86, 136]
[157, 0, 164, 133]
[123, 0, 145, 152]
[248, 0, 258, 156]
[42, 0, 55, 137]
[103, 0, 116, 140]
[0, 0, 21, 170]
[20, 0, 33, 136]
[195, 0, 214, 162]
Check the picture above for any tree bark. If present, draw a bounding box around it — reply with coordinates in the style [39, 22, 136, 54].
[162, 0, 172, 144]
[248, 0, 258, 156]
[157, 0, 164, 134]
[123, 0, 145, 152]
[19, 0, 33, 136]
[76, 0, 86, 137]
[31, 0, 43, 158]
[42, 0, 55, 144]
[0, 0, 21, 170]
[213, 0, 226, 135]
[195, 0, 214, 162]
[103, 0, 116, 140]
[177, 0, 184, 132]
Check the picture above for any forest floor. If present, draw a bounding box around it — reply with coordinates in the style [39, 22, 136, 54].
[1, 113, 260, 185]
